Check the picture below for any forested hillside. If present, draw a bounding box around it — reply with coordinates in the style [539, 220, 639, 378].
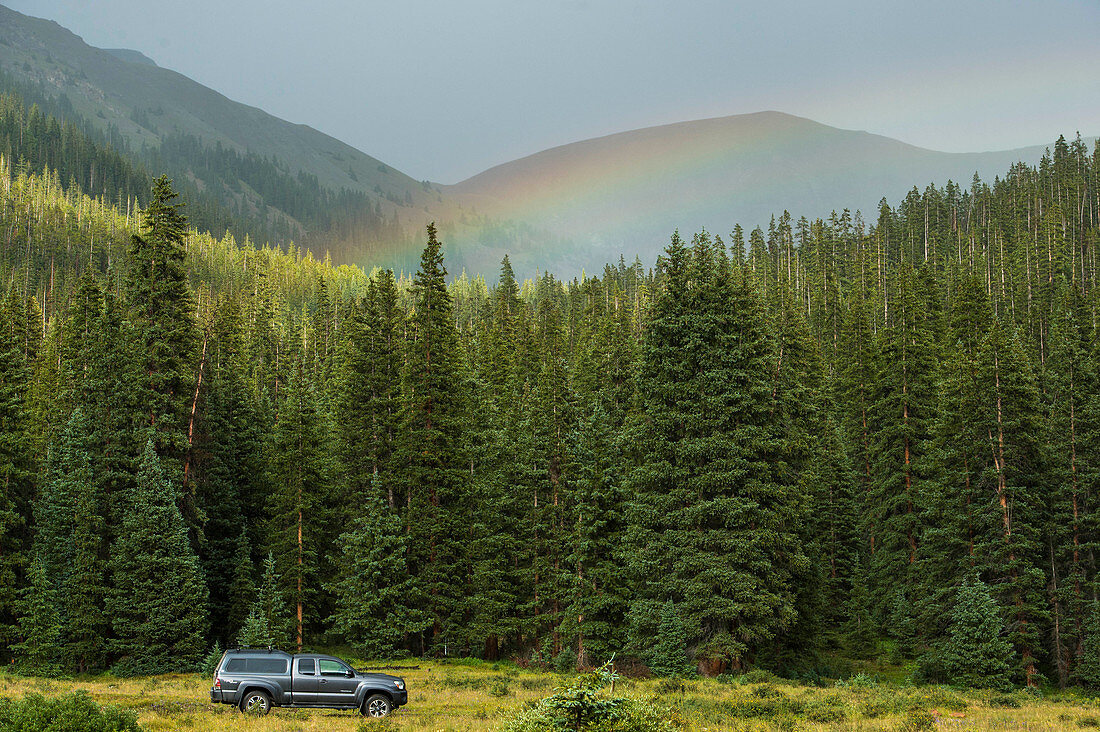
[1, 131, 1099, 690]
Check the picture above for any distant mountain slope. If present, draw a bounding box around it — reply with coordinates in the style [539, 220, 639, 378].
[102, 48, 156, 67]
[446, 112, 1089, 273]
[0, 4, 440, 266]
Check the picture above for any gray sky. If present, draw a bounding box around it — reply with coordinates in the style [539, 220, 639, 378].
[8, 0, 1099, 184]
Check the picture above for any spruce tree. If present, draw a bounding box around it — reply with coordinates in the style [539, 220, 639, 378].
[12, 553, 61, 675]
[649, 600, 691, 677]
[195, 296, 267, 644]
[126, 175, 198, 510]
[34, 407, 107, 672]
[0, 287, 29, 651]
[939, 577, 1013, 690]
[394, 223, 470, 654]
[866, 266, 938, 620]
[1074, 601, 1100, 690]
[328, 493, 421, 658]
[627, 232, 803, 671]
[267, 359, 333, 651]
[559, 403, 628, 669]
[238, 553, 291, 649]
[107, 439, 208, 674]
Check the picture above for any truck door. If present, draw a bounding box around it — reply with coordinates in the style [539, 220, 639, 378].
[317, 658, 360, 707]
[293, 657, 319, 704]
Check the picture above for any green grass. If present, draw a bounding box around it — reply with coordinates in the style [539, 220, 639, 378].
[1, 660, 1099, 731]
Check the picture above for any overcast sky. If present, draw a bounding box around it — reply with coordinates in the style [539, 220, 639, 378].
[7, 0, 1098, 184]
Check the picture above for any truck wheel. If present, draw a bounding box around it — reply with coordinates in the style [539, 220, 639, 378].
[362, 693, 392, 717]
[240, 689, 272, 716]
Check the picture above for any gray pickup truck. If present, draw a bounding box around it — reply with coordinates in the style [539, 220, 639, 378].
[209, 648, 408, 717]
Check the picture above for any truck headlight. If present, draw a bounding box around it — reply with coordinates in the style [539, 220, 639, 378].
[393, 680, 405, 690]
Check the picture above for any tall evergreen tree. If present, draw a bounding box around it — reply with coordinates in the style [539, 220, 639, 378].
[328, 493, 421, 658]
[627, 232, 804, 672]
[107, 439, 208, 674]
[126, 175, 198, 507]
[394, 224, 470, 654]
[938, 576, 1013, 690]
[267, 359, 333, 652]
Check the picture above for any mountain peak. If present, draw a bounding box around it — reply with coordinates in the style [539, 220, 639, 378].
[102, 48, 157, 67]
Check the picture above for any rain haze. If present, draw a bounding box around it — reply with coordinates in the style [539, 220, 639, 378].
[7, 0, 1098, 184]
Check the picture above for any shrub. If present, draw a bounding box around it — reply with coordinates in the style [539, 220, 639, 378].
[1078, 717, 1100, 729]
[554, 647, 578, 675]
[738, 669, 776, 685]
[201, 642, 223, 676]
[988, 692, 1021, 708]
[804, 694, 848, 723]
[356, 719, 399, 732]
[0, 691, 142, 732]
[860, 693, 906, 718]
[489, 679, 512, 697]
[917, 685, 967, 712]
[499, 661, 681, 732]
[834, 672, 878, 689]
[897, 708, 936, 732]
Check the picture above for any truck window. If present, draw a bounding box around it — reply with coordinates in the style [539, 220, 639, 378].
[298, 658, 315, 675]
[247, 658, 288, 673]
[318, 659, 347, 676]
[225, 658, 246, 672]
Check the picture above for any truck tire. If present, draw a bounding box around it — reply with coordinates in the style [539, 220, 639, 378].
[362, 693, 392, 717]
[240, 689, 272, 716]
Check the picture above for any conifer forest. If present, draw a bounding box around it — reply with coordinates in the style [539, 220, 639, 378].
[1, 95, 1100, 692]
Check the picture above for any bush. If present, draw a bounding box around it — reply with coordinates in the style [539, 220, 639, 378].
[860, 693, 906, 718]
[0, 691, 142, 732]
[804, 694, 848, 723]
[834, 672, 878, 689]
[554, 647, 577, 675]
[738, 669, 776, 685]
[1078, 717, 1100, 729]
[897, 708, 935, 732]
[988, 692, 1022, 708]
[201, 642, 223, 676]
[499, 661, 681, 732]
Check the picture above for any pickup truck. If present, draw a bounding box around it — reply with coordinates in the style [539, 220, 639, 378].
[210, 648, 408, 717]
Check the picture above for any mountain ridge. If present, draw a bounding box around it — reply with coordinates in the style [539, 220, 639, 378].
[0, 4, 1094, 279]
[442, 110, 1092, 274]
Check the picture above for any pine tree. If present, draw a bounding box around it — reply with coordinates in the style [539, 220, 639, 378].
[238, 553, 291, 649]
[394, 223, 470, 654]
[939, 577, 1013, 690]
[649, 599, 690, 677]
[107, 439, 208, 674]
[11, 553, 61, 675]
[126, 175, 198, 506]
[328, 493, 421, 658]
[267, 359, 333, 651]
[627, 232, 804, 672]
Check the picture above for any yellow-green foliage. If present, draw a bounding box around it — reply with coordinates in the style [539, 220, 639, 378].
[0, 662, 1094, 731]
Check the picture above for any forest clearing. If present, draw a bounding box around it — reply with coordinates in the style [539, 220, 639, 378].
[2, 659, 1100, 731]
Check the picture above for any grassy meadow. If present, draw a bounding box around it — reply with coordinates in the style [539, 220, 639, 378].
[2, 658, 1100, 731]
